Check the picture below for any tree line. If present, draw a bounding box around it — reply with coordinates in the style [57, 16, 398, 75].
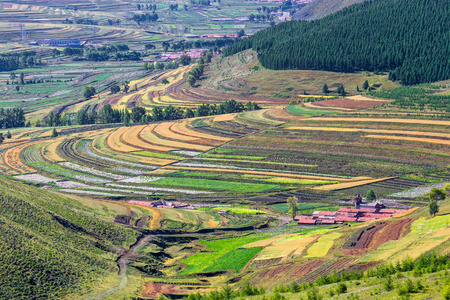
[43, 100, 260, 127]
[132, 12, 159, 24]
[223, 0, 450, 85]
[0, 51, 40, 72]
[0, 108, 26, 130]
[85, 44, 140, 61]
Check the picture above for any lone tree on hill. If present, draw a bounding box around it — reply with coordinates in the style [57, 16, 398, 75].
[51, 128, 58, 138]
[430, 187, 446, 201]
[287, 195, 299, 220]
[366, 189, 376, 201]
[83, 86, 96, 98]
[110, 84, 120, 94]
[6, 131, 11, 139]
[322, 84, 329, 94]
[429, 199, 439, 217]
[363, 80, 369, 90]
[122, 81, 130, 93]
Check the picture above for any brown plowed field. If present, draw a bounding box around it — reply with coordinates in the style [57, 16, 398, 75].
[342, 219, 412, 255]
[141, 283, 182, 298]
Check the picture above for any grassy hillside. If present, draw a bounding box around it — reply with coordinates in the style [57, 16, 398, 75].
[224, 0, 450, 85]
[0, 175, 140, 299]
[294, 0, 367, 20]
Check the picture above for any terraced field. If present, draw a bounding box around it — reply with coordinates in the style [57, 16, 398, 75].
[6, 105, 448, 204]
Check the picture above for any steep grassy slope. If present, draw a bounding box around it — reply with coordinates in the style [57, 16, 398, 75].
[0, 176, 140, 299]
[294, 0, 367, 20]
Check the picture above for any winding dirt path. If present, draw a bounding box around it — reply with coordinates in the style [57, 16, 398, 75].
[91, 235, 153, 300]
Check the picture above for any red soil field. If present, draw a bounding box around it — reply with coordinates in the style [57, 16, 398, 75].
[312, 98, 390, 109]
[342, 219, 412, 255]
[141, 283, 182, 298]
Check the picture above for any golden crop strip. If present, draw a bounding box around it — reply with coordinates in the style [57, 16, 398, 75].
[138, 124, 180, 152]
[155, 122, 196, 141]
[314, 177, 396, 191]
[172, 120, 232, 142]
[42, 139, 65, 162]
[106, 127, 143, 152]
[393, 207, 420, 218]
[4, 141, 40, 174]
[141, 124, 212, 151]
[286, 126, 450, 138]
[212, 113, 239, 122]
[306, 117, 450, 126]
[161, 166, 360, 182]
[92, 132, 173, 165]
[363, 135, 450, 145]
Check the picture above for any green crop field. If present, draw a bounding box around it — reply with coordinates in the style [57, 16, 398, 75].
[148, 177, 281, 193]
[181, 233, 275, 274]
[205, 247, 263, 272]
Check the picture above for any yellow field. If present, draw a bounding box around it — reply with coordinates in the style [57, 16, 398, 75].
[212, 113, 239, 122]
[171, 120, 232, 142]
[254, 235, 317, 261]
[286, 127, 450, 138]
[128, 205, 163, 229]
[345, 95, 389, 102]
[106, 127, 143, 153]
[140, 124, 212, 151]
[394, 207, 420, 218]
[155, 122, 196, 141]
[364, 135, 450, 145]
[304, 232, 342, 258]
[42, 140, 65, 162]
[314, 177, 395, 191]
[242, 234, 292, 248]
[4, 141, 39, 174]
[139, 124, 181, 152]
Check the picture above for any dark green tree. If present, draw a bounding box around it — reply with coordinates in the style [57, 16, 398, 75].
[363, 80, 369, 90]
[179, 54, 192, 66]
[287, 196, 299, 220]
[429, 187, 446, 201]
[83, 86, 96, 98]
[366, 189, 376, 201]
[110, 84, 120, 94]
[51, 128, 58, 138]
[322, 84, 329, 94]
[122, 81, 130, 93]
[429, 199, 439, 217]
[6, 131, 11, 139]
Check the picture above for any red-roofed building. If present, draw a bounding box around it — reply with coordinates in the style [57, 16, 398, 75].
[334, 216, 358, 223]
[318, 219, 335, 225]
[298, 219, 317, 225]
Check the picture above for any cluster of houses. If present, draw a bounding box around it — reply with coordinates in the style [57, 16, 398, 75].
[29, 38, 85, 47]
[148, 48, 209, 62]
[128, 200, 195, 209]
[128, 200, 230, 214]
[295, 195, 407, 225]
[184, 33, 253, 39]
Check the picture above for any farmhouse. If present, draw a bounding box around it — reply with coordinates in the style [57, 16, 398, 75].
[295, 206, 406, 225]
[218, 210, 229, 214]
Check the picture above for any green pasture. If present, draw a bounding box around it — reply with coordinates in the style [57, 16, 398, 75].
[204, 247, 263, 273]
[181, 233, 274, 274]
[149, 177, 281, 193]
[286, 105, 335, 115]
